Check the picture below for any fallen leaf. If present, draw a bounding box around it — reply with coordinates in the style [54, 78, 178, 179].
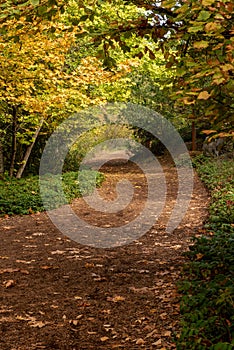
[16, 260, 32, 264]
[0, 268, 19, 274]
[70, 319, 78, 326]
[76, 314, 83, 319]
[129, 286, 151, 293]
[0, 309, 13, 314]
[146, 329, 159, 338]
[196, 253, 204, 260]
[4, 280, 15, 288]
[32, 232, 45, 236]
[93, 276, 107, 282]
[40, 265, 54, 270]
[100, 336, 109, 342]
[150, 309, 158, 313]
[85, 263, 94, 268]
[0, 316, 16, 322]
[136, 338, 145, 345]
[107, 295, 125, 303]
[163, 331, 172, 337]
[152, 339, 162, 346]
[29, 320, 47, 328]
[102, 309, 111, 314]
[16, 315, 31, 321]
[51, 250, 65, 255]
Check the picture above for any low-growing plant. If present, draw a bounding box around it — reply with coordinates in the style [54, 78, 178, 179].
[177, 157, 234, 350]
[0, 170, 104, 215]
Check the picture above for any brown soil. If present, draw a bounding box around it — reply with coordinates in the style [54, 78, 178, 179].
[0, 157, 209, 350]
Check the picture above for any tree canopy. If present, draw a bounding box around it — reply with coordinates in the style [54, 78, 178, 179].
[73, 0, 234, 132]
[0, 0, 233, 177]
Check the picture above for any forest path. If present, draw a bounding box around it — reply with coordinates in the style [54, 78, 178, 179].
[0, 157, 209, 349]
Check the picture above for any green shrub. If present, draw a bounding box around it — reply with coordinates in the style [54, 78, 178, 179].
[0, 170, 104, 215]
[177, 157, 234, 350]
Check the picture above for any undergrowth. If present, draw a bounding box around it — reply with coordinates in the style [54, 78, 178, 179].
[0, 170, 104, 215]
[177, 155, 234, 350]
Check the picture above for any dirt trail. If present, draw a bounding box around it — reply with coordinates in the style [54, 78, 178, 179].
[0, 158, 209, 350]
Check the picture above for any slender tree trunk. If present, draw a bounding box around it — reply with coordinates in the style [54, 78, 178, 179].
[9, 106, 17, 177]
[16, 119, 44, 179]
[192, 121, 196, 151]
[0, 139, 4, 178]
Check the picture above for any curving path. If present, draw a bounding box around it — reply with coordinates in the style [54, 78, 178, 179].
[0, 157, 209, 350]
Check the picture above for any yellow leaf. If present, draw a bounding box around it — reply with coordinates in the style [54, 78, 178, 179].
[196, 253, 204, 260]
[182, 97, 195, 105]
[221, 64, 233, 72]
[197, 91, 210, 100]
[205, 22, 221, 32]
[107, 295, 125, 302]
[213, 78, 226, 85]
[112, 295, 125, 302]
[202, 0, 215, 5]
[193, 41, 209, 49]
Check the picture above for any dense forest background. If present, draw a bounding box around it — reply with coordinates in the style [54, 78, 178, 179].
[0, 0, 233, 178]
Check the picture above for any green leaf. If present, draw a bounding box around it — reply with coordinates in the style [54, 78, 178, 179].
[31, 0, 39, 5]
[38, 6, 47, 15]
[188, 25, 204, 33]
[80, 15, 89, 21]
[197, 10, 211, 21]
[122, 45, 131, 53]
[0, 13, 7, 19]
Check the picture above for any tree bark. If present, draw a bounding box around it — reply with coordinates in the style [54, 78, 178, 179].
[0, 139, 4, 178]
[16, 119, 44, 179]
[9, 106, 17, 177]
[192, 121, 196, 151]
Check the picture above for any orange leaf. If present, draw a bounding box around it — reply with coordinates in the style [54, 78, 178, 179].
[202, 130, 217, 135]
[198, 91, 210, 100]
[100, 336, 109, 342]
[107, 295, 125, 302]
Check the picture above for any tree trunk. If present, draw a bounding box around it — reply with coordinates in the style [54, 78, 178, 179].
[16, 119, 44, 179]
[0, 139, 4, 178]
[192, 121, 196, 151]
[9, 106, 17, 178]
